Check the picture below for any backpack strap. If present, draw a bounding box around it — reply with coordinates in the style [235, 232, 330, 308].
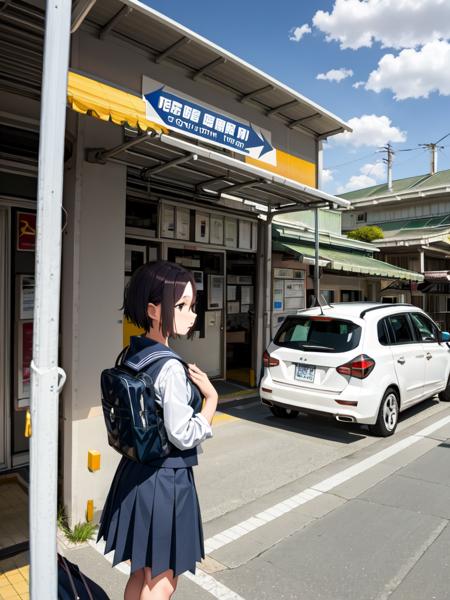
[115, 346, 129, 367]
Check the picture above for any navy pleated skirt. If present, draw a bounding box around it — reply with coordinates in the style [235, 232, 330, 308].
[97, 457, 205, 577]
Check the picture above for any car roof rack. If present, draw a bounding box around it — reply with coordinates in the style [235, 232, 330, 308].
[360, 303, 414, 319]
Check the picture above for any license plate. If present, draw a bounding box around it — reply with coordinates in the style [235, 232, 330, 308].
[295, 364, 316, 383]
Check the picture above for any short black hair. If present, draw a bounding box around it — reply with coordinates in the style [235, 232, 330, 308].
[123, 260, 197, 338]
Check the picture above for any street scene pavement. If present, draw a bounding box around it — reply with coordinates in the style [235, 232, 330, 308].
[63, 395, 450, 600]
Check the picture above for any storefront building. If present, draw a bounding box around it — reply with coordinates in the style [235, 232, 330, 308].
[270, 209, 423, 334]
[1, 0, 352, 522]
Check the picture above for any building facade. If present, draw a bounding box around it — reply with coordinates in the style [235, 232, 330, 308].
[341, 169, 450, 328]
[271, 209, 423, 335]
[1, 0, 354, 522]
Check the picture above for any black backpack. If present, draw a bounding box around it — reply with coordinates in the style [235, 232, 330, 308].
[100, 344, 188, 464]
[58, 553, 109, 599]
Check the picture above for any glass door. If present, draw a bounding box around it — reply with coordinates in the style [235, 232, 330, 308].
[0, 208, 10, 469]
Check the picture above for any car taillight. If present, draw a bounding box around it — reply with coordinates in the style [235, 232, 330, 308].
[336, 354, 375, 379]
[263, 350, 279, 367]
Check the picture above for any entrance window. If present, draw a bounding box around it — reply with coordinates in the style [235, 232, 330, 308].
[126, 197, 158, 235]
[341, 290, 362, 302]
[226, 251, 256, 385]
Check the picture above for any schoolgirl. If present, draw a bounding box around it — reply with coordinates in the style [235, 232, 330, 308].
[98, 260, 218, 599]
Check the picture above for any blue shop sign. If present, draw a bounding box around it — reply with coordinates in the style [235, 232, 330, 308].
[143, 77, 275, 165]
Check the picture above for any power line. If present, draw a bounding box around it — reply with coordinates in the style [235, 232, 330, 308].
[325, 151, 378, 170]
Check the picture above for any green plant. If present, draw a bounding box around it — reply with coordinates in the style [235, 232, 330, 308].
[64, 521, 97, 544]
[347, 225, 384, 243]
[57, 504, 96, 543]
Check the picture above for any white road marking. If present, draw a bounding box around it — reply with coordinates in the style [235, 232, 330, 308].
[184, 570, 247, 600]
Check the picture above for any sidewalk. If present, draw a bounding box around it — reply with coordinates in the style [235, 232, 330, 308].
[0, 473, 29, 600]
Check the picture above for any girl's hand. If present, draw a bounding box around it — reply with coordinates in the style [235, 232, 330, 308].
[187, 363, 218, 400]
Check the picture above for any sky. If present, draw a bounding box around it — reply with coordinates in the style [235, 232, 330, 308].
[142, 0, 450, 196]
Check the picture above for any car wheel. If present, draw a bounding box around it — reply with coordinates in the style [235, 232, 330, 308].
[439, 375, 450, 402]
[269, 405, 299, 419]
[369, 388, 399, 437]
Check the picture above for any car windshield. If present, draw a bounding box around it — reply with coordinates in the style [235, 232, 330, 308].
[274, 316, 362, 353]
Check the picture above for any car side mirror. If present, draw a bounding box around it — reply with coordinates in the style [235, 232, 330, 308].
[439, 331, 450, 343]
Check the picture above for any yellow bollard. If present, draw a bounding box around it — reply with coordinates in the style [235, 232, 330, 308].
[87, 450, 101, 472]
[86, 499, 94, 522]
[24, 410, 32, 438]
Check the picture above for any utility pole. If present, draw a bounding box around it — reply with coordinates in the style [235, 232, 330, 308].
[420, 134, 449, 175]
[29, 1, 71, 598]
[382, 144, 395, 191]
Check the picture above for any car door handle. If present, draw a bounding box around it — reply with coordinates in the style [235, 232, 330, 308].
[426, 353, 432, 360]
[397, 357, 406, 364]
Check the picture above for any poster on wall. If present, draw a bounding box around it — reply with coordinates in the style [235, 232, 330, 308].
[284, 280, 304, 298]
[224, 218, 237, 247]
[273, 279, 284, 312]
[176, 207, 190, 240]
[251, 221, 258, 251]
[227, 301, 240, 314]
[17, 212, 36, 251]
[18, 320, 33, 402]
[195, 212, 210, 243]
[238, 220, 252, 250]
[241, 286, 254, 305]
[227, 285, 237, 301]
[210, 215, 224, 245]
[161, 205, 175, 238]
[19, 275, 35, 320]
[193, 270, 204, 291]
[207, 274, 224, 309]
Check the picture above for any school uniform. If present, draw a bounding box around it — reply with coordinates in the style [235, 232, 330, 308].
[97, 335, 212, 578]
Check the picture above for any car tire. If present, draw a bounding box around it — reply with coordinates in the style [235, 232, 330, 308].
[369, 388, 399, 437]
[269, 405, 299, 419]
[439, 376, 450, 402]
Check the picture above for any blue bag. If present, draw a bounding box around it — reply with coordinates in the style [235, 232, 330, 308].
[100, 345, 188, 463]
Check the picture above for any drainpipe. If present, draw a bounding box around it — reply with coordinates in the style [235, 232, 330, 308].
[419, 250, 426, 313]
[29, 2, 71, 598]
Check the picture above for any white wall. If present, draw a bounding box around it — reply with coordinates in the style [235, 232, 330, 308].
[61, 113, 126, 524]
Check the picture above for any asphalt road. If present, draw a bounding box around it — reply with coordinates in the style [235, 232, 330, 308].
[64, 395, 450, 600]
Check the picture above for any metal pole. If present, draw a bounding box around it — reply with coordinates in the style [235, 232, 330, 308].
[264, 214, 273, 348]
[314, 207, 320, 305]
[29, 1, 71, 598]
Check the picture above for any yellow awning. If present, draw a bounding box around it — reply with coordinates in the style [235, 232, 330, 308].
[67, 71, 167, 133]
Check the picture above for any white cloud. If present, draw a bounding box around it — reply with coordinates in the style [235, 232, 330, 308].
[352, 81, 365, 89]
[321, 169, 334, 184]
[337, 174, 378, 194]
[289, 24, 311, 42]
[316, 68, 353, 82]
[312, 0, 450, 50]
[332, 114, 406, 148]
[360, 161, 385, 179]
[335, 160, 385, 194]
[366, 39, 450, 100]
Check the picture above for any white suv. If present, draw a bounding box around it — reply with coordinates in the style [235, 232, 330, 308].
[260, 303, 450, 436]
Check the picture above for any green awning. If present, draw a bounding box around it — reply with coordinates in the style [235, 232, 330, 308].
[275, 241, 424, 282]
